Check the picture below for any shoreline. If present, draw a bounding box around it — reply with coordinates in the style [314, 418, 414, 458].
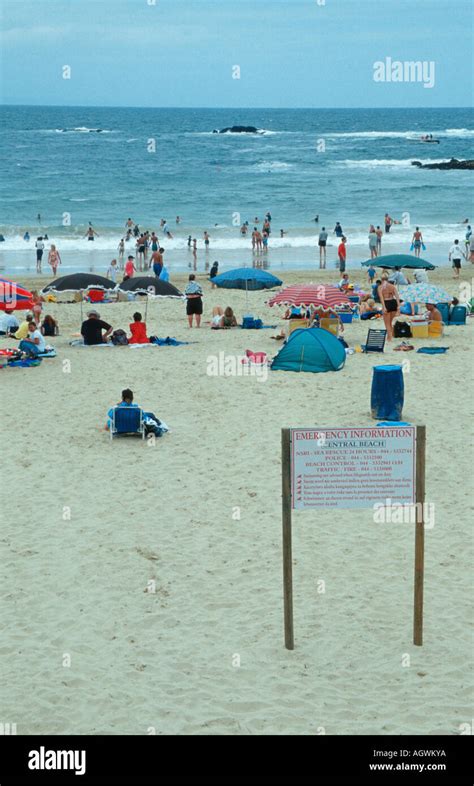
[0, 241, 467, 279]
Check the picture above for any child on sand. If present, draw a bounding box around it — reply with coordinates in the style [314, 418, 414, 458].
[128, 312, 149, 344]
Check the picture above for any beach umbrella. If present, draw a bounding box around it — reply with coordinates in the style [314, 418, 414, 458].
[41, 273, 116, 293]
[117, 277, 182, 297]
[361, 254, 436, 270]
[268, 284, 351, 309]
[398, 283, 452, 304]
[210, 267, 283, 309]
[0, 277, 34, 310]
[117, 276, 183, 319]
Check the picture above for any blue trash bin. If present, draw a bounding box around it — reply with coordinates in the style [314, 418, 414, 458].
[371, 365, 404, 421]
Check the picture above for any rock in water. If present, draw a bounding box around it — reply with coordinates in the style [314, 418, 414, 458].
[411, 158, 474, 170]
[213, 126, 260, 134]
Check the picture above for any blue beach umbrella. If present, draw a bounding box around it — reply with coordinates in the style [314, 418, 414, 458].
[210, 267, 283, 308]
[361, 254, 436, 270]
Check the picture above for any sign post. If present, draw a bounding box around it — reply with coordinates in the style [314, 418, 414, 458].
[281, 428, 294, 650]
[413, 425, 426, 646]
[282, 425, 425, 649]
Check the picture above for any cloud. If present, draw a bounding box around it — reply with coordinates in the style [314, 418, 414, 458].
[1, 25, 75, 44]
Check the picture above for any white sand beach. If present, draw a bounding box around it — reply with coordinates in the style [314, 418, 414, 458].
[1, 267, 472, 736]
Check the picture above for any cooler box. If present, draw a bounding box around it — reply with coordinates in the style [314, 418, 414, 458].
[371, 365, 404, 421]
[339, 312, 353, 324]
[428, 321, 443, 338]
[411, 319, 429, 339]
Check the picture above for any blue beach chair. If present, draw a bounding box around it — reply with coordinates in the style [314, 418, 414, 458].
[363, 328, 387, 353]
[109, 407, 145, 441]
[435, 303, 450, 324]
[448, 305, 467, 325]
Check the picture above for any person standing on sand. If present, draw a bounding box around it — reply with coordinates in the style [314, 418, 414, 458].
[338, 236, 347, 273]
[185, 274, 203, 328]
[449, 239, 465, 278]
[35, 236, 45, 273]
[48, 244, 61, 276]
[152, 247, 164, 278]
[124, 255, 136, 279]
[107, 259, 118, 282]
[318, 227, 328, 268]
[378, 272, 400, 342]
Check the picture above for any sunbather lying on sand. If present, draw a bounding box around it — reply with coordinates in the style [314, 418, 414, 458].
[211, 306, 238, 329]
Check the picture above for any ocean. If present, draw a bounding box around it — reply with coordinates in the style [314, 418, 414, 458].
[1, 105, 472, 273]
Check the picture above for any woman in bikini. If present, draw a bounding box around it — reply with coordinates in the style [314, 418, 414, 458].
[48, 244, 61, 276]
[378, 272, 400, 342]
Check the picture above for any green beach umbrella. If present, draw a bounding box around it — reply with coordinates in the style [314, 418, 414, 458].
[361, 254, 436, 270]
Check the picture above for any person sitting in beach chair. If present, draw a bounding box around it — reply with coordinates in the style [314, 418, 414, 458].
[211, 306, 238, 329]
[18, 320, 46, 357]
[106, 389, 168, 439]
[128, 312, 149, 344]
[425, 303, 442, 323]
[0, 309, 19, 336]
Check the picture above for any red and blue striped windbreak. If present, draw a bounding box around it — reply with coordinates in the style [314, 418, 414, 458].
[0, 277, 34, 310]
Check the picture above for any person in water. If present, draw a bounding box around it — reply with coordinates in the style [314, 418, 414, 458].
[85, 223, 99, 241]
[35, 236, 45, 273]
[318, 227, 328, 268]
[412, 227, 423, 258]
[48, 244, 61, 276]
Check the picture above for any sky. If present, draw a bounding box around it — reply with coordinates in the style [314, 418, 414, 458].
[0, 0, 472, 108]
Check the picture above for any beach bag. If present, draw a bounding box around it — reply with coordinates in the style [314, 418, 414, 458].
[394, 321, 412, 339]
[242, 317, 263, 329]
[111, 329, 128, 345]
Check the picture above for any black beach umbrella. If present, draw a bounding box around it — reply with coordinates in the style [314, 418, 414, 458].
[41, 273, 116, 293]
[117, 277, 182, 297]
[117, 276, 183, 319]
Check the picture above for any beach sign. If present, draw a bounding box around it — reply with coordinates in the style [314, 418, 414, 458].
[281, 426, 425, 650]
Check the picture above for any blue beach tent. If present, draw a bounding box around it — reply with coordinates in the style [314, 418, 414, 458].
[271, 328, 346, 373]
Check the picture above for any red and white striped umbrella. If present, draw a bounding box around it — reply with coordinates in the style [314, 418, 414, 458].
[267, 284, 351, 308]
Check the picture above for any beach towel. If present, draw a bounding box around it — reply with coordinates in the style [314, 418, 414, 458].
[239, 323, 277, 329]
[149, 336, 192, 346]
[241, 350, 267, 365]
[7, 357, 42, 367]
[417, 347, 449, 354]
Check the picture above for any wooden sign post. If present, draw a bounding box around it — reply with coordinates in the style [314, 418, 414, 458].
[281, 428, 294, 650]
[413, 425, 426, 646]
[281, 425, 426, 649]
